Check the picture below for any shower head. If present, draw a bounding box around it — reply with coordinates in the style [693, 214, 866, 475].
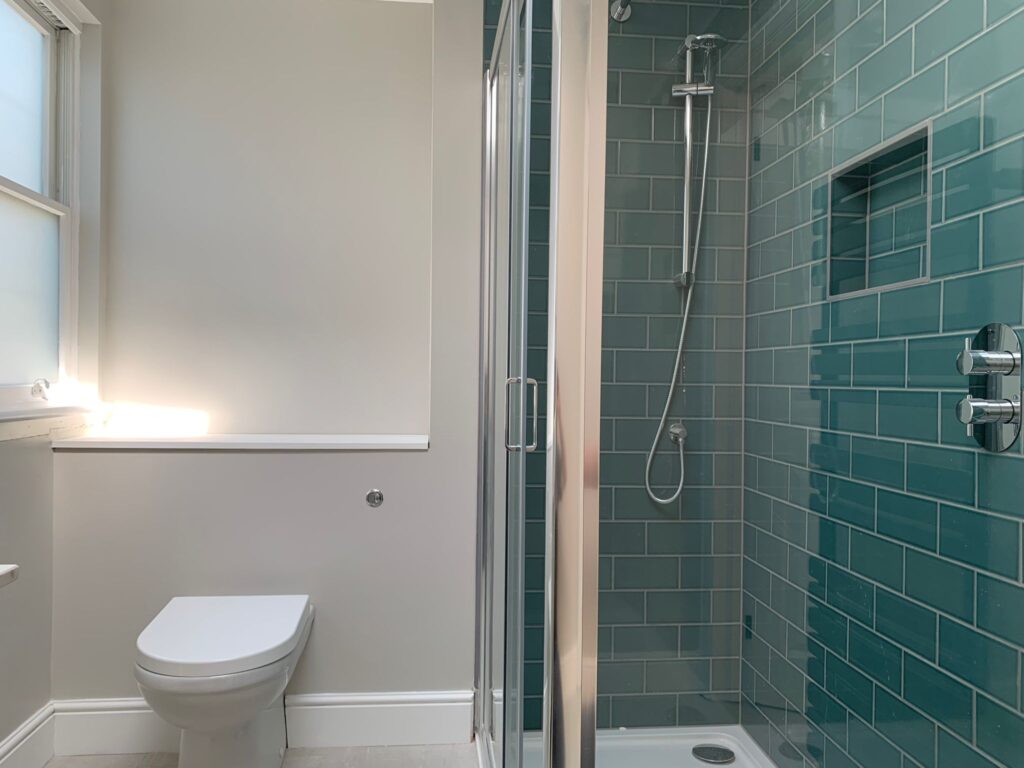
[610, 0, 631, 22]
[685, 33, 727, 50]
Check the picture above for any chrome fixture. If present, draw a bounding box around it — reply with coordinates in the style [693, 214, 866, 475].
[644, 32, 725, 505]
[505, 376, 539, 452]
[693, 744, 736, 765]
[954, 323, 1022, 452]
[365, 489, 384, 507]
[610, 0, 631, 22]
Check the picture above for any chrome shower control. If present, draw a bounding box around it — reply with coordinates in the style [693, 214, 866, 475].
[366, 489, 384, 508]
[954, 323, 1023, 452]
[956, 337, 1021, 375]
[957, 397, 1020, 437]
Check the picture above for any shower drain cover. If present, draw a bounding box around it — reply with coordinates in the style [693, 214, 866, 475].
[692, 744, 736, 765]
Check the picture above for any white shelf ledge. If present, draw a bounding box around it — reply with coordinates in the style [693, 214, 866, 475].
[52, 434, 430, 452]
[0, 565, 18, 589]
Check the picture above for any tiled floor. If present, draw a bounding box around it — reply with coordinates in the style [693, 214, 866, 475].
[45, 744, 479, 768]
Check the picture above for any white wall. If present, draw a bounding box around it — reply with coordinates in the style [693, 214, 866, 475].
[0, 435, 54, 741]
[51, 0, 483, 712]
[97, 0, 434, 435]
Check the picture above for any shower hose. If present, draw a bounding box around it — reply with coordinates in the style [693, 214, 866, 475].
[644, 97, 714, 505]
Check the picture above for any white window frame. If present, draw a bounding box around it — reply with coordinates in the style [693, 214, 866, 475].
[0, 0, 83, 419]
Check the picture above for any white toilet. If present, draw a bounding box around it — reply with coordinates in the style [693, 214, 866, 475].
[134, 595, 314, 768]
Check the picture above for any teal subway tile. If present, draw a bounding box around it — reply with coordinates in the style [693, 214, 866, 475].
[792, 303, 830, 344]
[868, 248, 923, 288]
[939, 617, 1019, 707]
[808, 430, 852, 475]
[977, 574, 1024, 646]
[807, 596, 850, 655]
[976, 695, 1024, 768]
[607, 106, 653, 140]
[646, 592, 713, 624]
[835, 100, 883, 165]
[949, 8, 1024, 104]
[790, 387, 829, 428]
[604, 246, 649, 279]
[599, 522, 646, 555]
[806, 681, 848, 747]
[984, 200, 1024, 267]
[796, 43, 837, 105]
[877, 489, 938, 550]
[876, 686, 937, 767]
[774, 347, 811, 386]
[776, 265, 811, 308]
[828, 476, 875, 529]
[830, 294, 878, 341]
[848, 622, 902, 692]
[815, 70, 859, 129]
[619, 212, 681, 246]
[869, 210, 895, 255]
[907, 444, 976, 505]
[933, 170, 945, 224]
[599, 591, 645, 625]
[851, 437, 905, 489]
[810, 344, 852, 386]
[609, 693, 677, 726]
[602, 316, 647, 348]
[945, 138, 1024, 218]
[829, 389, 876, 434]
[598, 661, 645, 694]
[942, 267, 1024, 331]
[808, 513, 851, 567]
[937, 730, 1002, 768]
[987, 0, 1022, 23]
[885, 0, 934, 37]
[878, 282, 941, 336]
[852, 340, 906, 387]
[858, 32, 912, 107]
[774, 424, 809, 465]
[826, 652, 874, 722]
[985, 72, 1024, 147]
[932, 216, 980, 277]
[850, 529, 904, 590]
[834, 3, 883, 74]
[758, 386, 791, 423]
[906, 549, 975, 622]
[613, 626, 679, 660]
[904, 655, 974, 739]
[848, 714, 902, 768]
[605, 176, 652, 210]
[914, 0, 984, 70]
[878, 391, 939, 442]
[933, 98, 981, 168]
[613, 557, 678, 589]
[601, 384, 647, 417]
[908, 335, 967, 388]
[893, 201, 928, 251]
[827, 562, 875, 626]
[978, 452, 1024, 518]
[883, 63, 946, 139]
[608, 36, 652, 71]
[645, 659, 711, 693]
[940, 504, 1020, 578]
[876, 588, 937, 660]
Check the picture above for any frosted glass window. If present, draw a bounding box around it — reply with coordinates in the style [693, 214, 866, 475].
[0, 191, 59, 385]
[0, 0, 46, 192]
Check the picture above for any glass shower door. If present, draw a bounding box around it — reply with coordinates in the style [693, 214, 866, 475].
[483, 0, 535, 764]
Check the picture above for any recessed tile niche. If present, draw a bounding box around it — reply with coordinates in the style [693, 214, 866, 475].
[829, 130, 931, 296]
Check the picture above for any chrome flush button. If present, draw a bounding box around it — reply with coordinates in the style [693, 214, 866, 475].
[365, 489, 384, 508]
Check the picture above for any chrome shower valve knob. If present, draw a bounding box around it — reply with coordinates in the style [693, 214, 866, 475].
[956, 337, 1021, 375]
[956, 396, 1021, 437]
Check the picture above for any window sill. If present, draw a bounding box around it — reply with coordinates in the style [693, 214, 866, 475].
[51, 434, 430, 452]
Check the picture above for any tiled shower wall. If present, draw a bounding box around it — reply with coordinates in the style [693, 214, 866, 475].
[743, 3, 1024, 768]
[597, 0, 750, 729]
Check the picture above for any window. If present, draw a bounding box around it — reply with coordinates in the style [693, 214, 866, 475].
[0, 0, 77, 415]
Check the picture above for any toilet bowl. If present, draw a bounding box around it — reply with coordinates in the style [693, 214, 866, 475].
[134, 595, 314, 768]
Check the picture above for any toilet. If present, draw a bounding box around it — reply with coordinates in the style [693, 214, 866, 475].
[134, 595, 314, 768]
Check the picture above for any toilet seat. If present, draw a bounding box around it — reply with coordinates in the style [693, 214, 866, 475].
[137, 595, 312, 677]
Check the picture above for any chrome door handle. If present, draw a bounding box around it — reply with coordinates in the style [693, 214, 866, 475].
[525, 377, 539, 453]
[505, 377, 540, 453]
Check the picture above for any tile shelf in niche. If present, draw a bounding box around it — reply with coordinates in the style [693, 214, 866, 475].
[829, 127, 932, 297]
[51, 434, 430, 451]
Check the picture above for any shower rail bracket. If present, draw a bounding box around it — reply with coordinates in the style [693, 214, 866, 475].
[673, 271, 695, 289]
[671, 83, 715, 97]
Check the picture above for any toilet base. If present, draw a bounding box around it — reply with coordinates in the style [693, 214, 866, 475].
[177, 695, 286, 768]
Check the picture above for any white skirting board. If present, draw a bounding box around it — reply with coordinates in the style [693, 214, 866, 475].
[0, 691, 474, 766]
[0, 705, 53, 768]
[285, 691, 475, 748]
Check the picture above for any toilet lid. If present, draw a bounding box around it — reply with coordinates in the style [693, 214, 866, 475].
[137, 595, 312, 677]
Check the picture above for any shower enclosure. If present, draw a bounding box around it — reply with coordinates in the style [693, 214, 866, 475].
[480, 1, 1024, 767]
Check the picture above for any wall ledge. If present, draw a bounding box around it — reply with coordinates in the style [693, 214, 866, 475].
[51, 434, 430, 452]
